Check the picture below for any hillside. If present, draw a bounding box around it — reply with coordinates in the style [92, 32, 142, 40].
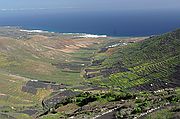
[0, 27, 139, 119]
[38, 29, 179, 119]
[85, 29, 180, 91]
[0, 27, 179, 119]
[78, 29, 180, 119]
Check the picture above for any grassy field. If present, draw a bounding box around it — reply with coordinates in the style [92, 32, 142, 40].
[0, 27, 119, 118]
[0, 27, 179, 119]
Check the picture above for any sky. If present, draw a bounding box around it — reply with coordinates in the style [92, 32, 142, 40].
[0, 0, 180, 12]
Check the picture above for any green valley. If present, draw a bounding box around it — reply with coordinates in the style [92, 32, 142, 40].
[0, 27, 179, 119]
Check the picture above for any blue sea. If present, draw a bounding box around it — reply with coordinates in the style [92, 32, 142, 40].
[0, 9, 180, 36]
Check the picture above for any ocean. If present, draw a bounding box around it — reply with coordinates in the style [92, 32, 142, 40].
[0, 9, 180, 36]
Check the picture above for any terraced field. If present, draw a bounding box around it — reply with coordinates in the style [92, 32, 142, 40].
[85, 29, 180, 92]
[0, 27, 135, 118]
[0, 27, 179, 119]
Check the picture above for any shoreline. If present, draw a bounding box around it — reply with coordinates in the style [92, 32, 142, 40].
[0, 25, 151, 38]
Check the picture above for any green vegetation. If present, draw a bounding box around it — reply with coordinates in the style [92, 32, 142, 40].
[0, 27, 115, 118]
[0, 27, 179, 119]
[57, 91, 134, 107]
[86, 29, 180, 91]
[145, 105, 180, 119]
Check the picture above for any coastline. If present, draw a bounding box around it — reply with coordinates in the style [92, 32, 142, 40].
[0, 26, 152, 38]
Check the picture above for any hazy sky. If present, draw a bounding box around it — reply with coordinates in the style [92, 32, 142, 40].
[0, 0, 180, 11]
